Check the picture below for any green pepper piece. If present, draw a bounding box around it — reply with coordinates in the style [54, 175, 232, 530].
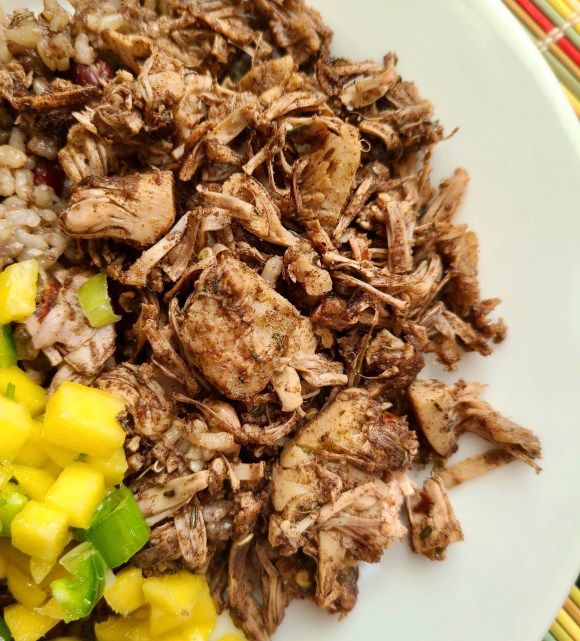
[0, 326, 17, 368]
[50, 541, 107, 623]
[85, 485, 150, 568]
[0, 615, 13, 641]
[0, 490, 27, 536]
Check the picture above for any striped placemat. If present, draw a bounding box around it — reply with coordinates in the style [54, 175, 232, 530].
[501, 0, 580, 116]
[543, 579, 580, 641]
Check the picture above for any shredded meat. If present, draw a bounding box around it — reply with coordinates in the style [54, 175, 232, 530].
[0, 1, 541, 639]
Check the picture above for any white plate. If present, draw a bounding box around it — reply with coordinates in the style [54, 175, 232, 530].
[6, 1, 580, 640]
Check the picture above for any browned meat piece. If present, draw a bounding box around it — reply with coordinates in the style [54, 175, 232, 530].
[340, 53, 399, 109]
[1, 62, 100, 134]
[408, 379, 459, 457]
[409, 379, 541, 469]
[283, 239, 332, 297]
[436, 449, 515, 489]
[171, 251, 301, 402]
[97, 363, 174, 439]
[24, 269, 115, 377]
[270, 442, 407, 615]
[365, 328, 425, 393]
[62, 172, 176, 247]
[294, 388, 418, 473]
[251, 0, 331, 64]
[457, 385, 542, 471]
[293, 119, 361, 231]
[58, 124, 116, 183]
[403, 476, 463, 560]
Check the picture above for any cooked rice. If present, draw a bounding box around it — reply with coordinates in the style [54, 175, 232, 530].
[0, 117, 67, 269]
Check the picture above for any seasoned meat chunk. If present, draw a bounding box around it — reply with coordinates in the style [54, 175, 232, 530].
[173, 252, 301, 401]
[62, 171, 176, 247]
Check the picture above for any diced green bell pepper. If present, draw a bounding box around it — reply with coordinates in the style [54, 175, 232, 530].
[0, 488, 27, 536]
[50, 541, 107, 622]
[84, 485, 150, 568]
[0, 326, 17, 368]
[0, 615, 13, 641]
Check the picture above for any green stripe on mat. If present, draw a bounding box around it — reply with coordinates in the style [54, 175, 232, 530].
[544, 633, 557, 641]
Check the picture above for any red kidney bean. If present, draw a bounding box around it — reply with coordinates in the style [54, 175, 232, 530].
[69, 61, 99, 86]
[70, 60, 114, 86]
[33, 158, 66, 196]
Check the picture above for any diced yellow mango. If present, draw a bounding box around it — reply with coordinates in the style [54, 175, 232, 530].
[143, 571, 206, 619]
[14, 422, 47, 467]
[214, 634, 247, 641]
[52, 638, 83, 641]
[157, 623, 214, 641]
[131, 606, 150, 621]
[44, 463, 105, 528]
[0, 395, 33, 462]
[0, 366, 46, 416]
[12, 465, 55, 501]
[104, 566, 145, 615]
[43, 459, 63, 479]
[189, 586, 217, 629]
[94, 615, 151, 641]
[0, 259, 38, 325]
[42, 382, 126, 458]
[149, 605, 181, 636]
[0, 463, 13, 487]
[35, 597, 64, 620]
[3, 603, 58, 641]
[42, 442, 78, 468]
[87, 448, 128, 487]
[6, 564, 48, 608]
[0, 539, 30, 574]
[29, 556, 55, 584]
[11, 501, 70, 561]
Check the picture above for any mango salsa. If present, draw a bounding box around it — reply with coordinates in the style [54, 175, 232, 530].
[143, 571, 207, 619]
[0, 488, 28, 536]
[94, 614, 150, 641]
[87, 448, 128, 487]
[0, 259, 38, 325]
[42, 382, 126, 458]
[11, 501, 70, 561]
[149, 605, 182, 636]
[159, 623, 214, 641]
[0, 366, 46, 416]
[14, 423, 48, 468]
[42, 442, 78, 468]
[104, 566, 145, 615]
[29, 556, 55, 584]
[12, 465, 56, 502]
[0, 395, 33, 462]
[45, 463, 105, 528]
[6, 564, 48, 608]
[3, 603, 58, 641]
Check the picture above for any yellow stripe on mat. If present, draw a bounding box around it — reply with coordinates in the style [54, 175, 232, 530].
[546, 0, 580, 34]
[571, 586, 580, 609]
[551, 620, 575, 641]
[561, 84, 580, 115]
[564, 598, 580, 625]
[557, 609, 580, 641]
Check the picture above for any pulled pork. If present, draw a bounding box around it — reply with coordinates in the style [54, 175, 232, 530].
[1, 1, 540, 639]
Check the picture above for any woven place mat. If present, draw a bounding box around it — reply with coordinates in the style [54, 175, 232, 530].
[502, 0, 580, 116]
[542, 578, 580, 640]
